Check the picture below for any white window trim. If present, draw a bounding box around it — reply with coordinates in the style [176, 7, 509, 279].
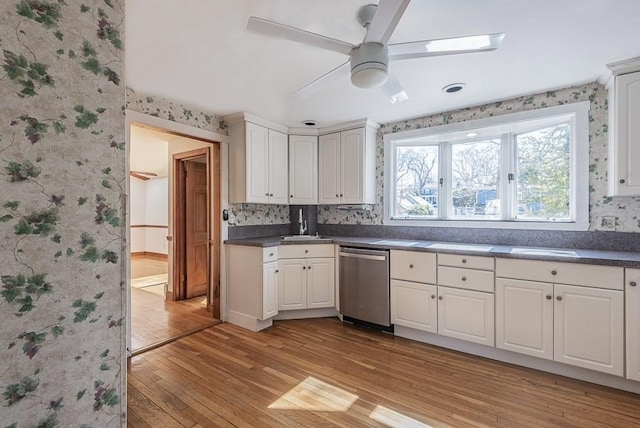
[383, 101, 590, 231]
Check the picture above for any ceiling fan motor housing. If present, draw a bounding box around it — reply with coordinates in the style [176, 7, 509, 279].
[350, 42, 389, 88]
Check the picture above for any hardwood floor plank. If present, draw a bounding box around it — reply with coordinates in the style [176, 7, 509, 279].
[128, 317, 640, 428]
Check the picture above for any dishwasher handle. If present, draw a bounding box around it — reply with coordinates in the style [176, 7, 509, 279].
[339, 251, 387, 261]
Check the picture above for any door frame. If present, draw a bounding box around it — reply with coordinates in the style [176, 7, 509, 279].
[124, 110, 229, 356]
[171, 148, 210, 302]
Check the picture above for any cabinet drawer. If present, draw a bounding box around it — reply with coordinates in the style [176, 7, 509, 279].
[390, 250, 437, 283]
[438, 253, 494, 271]
[495, 258, 623, 291]
[438, 266, 494, 293]
[263, 247, 278, 263]
[278, 244, 334, 259]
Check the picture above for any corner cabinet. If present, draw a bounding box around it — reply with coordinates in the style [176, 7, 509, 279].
[288, 135, 317, 204]
[318, 120, 378, 204]
[226, 113, 288, 204]
[606, 58, 640, 196]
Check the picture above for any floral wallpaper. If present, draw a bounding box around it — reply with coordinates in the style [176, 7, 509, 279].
[318, 82, 640, 233]
[1, 1, 125, 426]
[126, 89, 291, 226]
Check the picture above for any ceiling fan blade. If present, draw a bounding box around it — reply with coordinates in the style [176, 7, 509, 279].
[293, 60, 350, 98]
[247, 17, 355, 56]
[389, 33, 505, 61]
[130, 170, 158, 177]
[381, 74, 409, 104]
[364, 0, 411, 45]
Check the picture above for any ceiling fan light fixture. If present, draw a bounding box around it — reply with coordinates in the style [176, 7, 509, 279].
[351, 65, 388, 88]
[350, 42, 389, 88]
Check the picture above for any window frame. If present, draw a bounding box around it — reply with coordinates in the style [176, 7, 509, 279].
[383, 101, 590, 231]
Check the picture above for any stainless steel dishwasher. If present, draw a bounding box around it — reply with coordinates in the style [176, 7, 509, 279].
[339, 247, 391, 328]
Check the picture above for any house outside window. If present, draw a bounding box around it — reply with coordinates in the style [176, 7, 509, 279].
[383, 102, 590, 230]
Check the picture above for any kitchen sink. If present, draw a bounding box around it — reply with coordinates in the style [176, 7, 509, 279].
[281, 235, 330, 241]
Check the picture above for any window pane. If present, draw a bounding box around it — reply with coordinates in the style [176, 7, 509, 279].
[516, 123, 571, 220]
[394, 145, 439, 217]
[451, 139, 501, 219]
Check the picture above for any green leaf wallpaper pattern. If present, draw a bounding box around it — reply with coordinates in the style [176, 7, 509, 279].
[1, 0, 125, 426]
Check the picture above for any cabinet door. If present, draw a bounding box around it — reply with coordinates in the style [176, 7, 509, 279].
[318, 132, 341, 204]
[261, 261, 279, 320]
[245, 122, 269, 203]
[626, 269, 640, 381]
[268, 129, 289, 204]
[438, 286, 494, 346]
[306, 258, 335, 308]
[278, 259, 306, 310]
[611, 71, 640, 196]
[340, 128, 365, 204]
[391, 280, 437, 333]
[289, 135, 318, 204]
[496, 278, 553, 360]
[554, 284, 623, 376]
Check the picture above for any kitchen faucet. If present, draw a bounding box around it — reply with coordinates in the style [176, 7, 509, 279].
[298, 208, 307, 236]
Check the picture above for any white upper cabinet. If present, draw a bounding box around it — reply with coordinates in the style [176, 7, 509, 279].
[318, 120, 378, 205]
[289, 135, 318, 204]
[226, 113, 289, 204]
[606, 58, 640, 196]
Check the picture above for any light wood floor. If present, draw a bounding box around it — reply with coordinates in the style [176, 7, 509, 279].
[127, 318, 640, 427]
[131, 257, 216, 352]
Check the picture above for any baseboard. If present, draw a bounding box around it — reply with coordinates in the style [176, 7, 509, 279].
[226, 310, 272, 332]
[131, 252, 168, 260]
[273, 307, 339, 321]
[394, 325, 640, 394]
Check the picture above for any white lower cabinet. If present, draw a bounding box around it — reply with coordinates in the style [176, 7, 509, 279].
[496, 278, 554, 360]
[391, 279, 437, 333]
[278, 257, 335, 311]
[437, 286, 495, 347]
[554, 284, 623, 376]
[262, 261, 279, 319]
[626, 268, 640, 381]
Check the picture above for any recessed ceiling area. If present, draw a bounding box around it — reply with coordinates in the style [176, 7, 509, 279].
[126, 0, 640, 128]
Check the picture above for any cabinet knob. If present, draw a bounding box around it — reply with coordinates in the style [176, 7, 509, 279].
[620, 179, 626, 184]
[631, 281, 637, 287]
[461, 276, 467, 282]
[302, 266, 306, 270]
[431, 294, 436, 299]
[340, 194, 343, 197]
[336, 194, 339, 197]
[265, 193, 269, 196]
[270, 193, 274, 197]
[438, 296, 443, 300]
[290, 195, 293, 198]
[305, 250, 309, 253]
[551, 270, 557, 276]
[308, 265, 311, 270]
[462, 258, 467, 264]
[269, 253, 274, 257]
[275, 269, 279, 273]
[409, 264, 414, 268]
[556, 295, 562, 301]
[546, 295, 552, 300]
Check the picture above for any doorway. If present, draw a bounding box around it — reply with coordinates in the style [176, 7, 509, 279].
[128, 123, 222, 354]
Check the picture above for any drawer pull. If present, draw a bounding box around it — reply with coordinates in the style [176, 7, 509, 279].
[269, 253, 274, 257]
[305, 250, 309, 253]
[631, 281, 638, 287]
[462, 258, 467, 264]
[409, 264, 414, 268]
[431, 294, 436, 299]
[438, 296, 443, 300]
[546, 295, 552, 300]
[461, 276, 467, 282]
[551, 270, 557, 276]
[556, 295, 562, 301]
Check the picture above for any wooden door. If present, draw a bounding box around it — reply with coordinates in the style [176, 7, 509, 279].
[268, 129, 289, 204]
[278, 259, 306, 310]
[496, 278, 553, 360]
[437, 286, 494, 346]
[554, 284, 623, 376]
[306, 258, 335, 309]
[340, 128, 365, 204]
[185, 160, 209, 298]
[289, 135, 318, 204]
[318, 132, 341, 204]
[262, 261, 279, 320]
[391, 279, 437, 333]
[246, 122, 269, 203]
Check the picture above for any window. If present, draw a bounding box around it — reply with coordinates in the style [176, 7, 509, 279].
[383, 102, 589, 230]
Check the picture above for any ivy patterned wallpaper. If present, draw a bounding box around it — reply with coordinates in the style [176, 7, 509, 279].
[318, 82, 640, 233]
[1, 1, 125, 427]
[126, 88, 291, 226]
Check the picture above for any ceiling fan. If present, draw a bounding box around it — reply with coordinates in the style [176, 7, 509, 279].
[247, 0, 505, 103]
[130, 171, 158, 181]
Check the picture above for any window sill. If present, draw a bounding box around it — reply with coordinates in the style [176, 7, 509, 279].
[383, 217, 589, 231]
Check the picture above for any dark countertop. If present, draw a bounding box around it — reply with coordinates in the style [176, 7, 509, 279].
[224, 235, 640, 268]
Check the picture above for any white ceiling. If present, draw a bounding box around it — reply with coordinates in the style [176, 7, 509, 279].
[126, 0, 640, 129]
